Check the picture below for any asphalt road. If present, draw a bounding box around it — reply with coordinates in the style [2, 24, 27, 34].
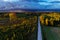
[38, 17, 42, 40]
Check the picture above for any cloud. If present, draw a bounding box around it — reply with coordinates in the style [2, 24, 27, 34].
[38, 2, 52, 5]
[3, 0, 19, 2]
[41, 0, 60, 2]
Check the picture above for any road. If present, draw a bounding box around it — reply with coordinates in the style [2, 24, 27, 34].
[38, 17, 42, 40]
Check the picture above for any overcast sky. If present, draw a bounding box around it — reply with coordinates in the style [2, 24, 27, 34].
[1, 0, 20, 2]
[40, 0, 60, 2]
[1, 0, 60, 2]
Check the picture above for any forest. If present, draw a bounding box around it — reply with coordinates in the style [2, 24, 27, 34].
[40, 12, 60, 26]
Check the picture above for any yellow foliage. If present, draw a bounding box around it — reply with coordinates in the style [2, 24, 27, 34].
[7, 38, 9, 40]
[40, 16, 44, 24]
[13, 33, 15, 37]
[45, 18, 48, 25]
[9, 12, 17, 21]
[32, 27, 35, 32]
[40, 13, 60, 25]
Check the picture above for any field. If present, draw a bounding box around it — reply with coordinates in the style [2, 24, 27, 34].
[41, 25, 60, 40]
[0, 13, 38, 40]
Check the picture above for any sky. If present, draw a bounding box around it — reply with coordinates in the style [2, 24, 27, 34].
[0, 0, 60, 2]
[1, 0, 20, 2]
[40, 0, 60, 2]
[1, 0, 60, 2]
